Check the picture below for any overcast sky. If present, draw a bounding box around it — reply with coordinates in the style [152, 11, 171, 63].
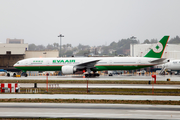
[0, 0, 180, 46]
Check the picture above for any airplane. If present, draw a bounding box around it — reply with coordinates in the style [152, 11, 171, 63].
[160, 59, 180, 75]
[13, 36, 169, 77]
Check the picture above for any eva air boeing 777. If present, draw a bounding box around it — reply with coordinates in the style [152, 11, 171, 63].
[14, 36, 169, 77]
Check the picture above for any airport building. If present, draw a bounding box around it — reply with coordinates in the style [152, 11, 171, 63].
[0, 38, 59, 71]
[0, 41, 28, 71]
[130, 43, 180, 72]
[6, 38, 24, 44]
[130, 44, 180, 59]
[25, 50, 59, 58]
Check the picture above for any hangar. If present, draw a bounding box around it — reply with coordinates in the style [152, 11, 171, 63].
[0, 38, 58, 72]
[130, 44, 180, 59]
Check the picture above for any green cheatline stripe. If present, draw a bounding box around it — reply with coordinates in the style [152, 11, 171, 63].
[15, 65, 154, 71]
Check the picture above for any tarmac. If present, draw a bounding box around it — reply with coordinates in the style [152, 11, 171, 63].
[0, 103, 180, 119]
[0, 74, 179, 81]
[1, 94, 180, 101]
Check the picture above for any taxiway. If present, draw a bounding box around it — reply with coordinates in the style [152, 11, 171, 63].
[0, 103, 179, 119]
[1, 94, 180, 101]
[0, 74, 179, 81]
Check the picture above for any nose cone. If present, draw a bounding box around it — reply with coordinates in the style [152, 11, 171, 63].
[13, 62, 19, 68]
[13, 63, 17, 67]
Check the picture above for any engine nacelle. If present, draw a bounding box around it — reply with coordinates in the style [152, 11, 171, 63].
[61, 66, 77, 74]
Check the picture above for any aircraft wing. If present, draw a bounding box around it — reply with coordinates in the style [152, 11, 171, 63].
[75, 59, 100, 70]
[149, 58, 167, 64]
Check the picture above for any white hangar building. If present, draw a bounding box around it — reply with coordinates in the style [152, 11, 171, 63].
[130, 44, 180, 60]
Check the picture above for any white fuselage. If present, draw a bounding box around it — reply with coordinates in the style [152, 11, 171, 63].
[165, 60, 180, 71]
[14, 57, 161, 72]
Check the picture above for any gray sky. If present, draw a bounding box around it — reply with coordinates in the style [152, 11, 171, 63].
[0, 0, 180, 46]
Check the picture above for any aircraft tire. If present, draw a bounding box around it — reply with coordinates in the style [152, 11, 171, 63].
[95, 73, 99, 77]
[7, 73, 10, 77]
[13, 73, 16, 77]
[109, 73, 113, 76]
[25, 74, 28, 77]
[85, 74, 89, 77]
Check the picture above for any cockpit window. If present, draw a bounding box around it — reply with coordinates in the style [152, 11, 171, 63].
[16, 62, 19, 64]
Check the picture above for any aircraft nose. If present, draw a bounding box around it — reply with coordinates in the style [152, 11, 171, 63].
[13, 63, 17, 67]
[14, 62, 19, 67]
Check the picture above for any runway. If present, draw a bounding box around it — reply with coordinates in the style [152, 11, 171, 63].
[0, 74, 179, 81]
[18, 83, 180, 89]
[1, 94, 180, 101]
[0, 103, 179, 119]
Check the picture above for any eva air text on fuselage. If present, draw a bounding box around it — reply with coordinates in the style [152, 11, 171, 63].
[52, 60, 75, 63]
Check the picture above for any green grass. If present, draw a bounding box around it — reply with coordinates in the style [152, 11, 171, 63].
[7, 88, 180, 96]
[0, 80, 180, 84]
[0, 98, 180, 105]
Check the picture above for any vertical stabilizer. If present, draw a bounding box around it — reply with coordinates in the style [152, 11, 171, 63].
[144, 36, 169, 58]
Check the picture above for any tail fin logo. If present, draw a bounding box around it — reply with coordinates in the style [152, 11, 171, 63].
[152, 42, 163, 53]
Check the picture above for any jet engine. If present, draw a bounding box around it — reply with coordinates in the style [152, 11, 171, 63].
[61, 66, 77, 74]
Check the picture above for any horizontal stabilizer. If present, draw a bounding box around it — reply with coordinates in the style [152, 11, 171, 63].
[149, 58, 167, 63]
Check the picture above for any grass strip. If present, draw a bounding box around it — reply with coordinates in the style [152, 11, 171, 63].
[0, 99, 180, 105]
[4, 88, 180, 96]
[0, 80, 180, 84]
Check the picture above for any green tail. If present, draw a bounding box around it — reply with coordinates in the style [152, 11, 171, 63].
[144, 36, 169, 58]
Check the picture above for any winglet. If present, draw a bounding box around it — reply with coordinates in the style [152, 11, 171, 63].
[144, 36, 169, 58]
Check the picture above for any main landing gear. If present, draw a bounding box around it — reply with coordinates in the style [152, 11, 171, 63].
[85, 73, 100, 77]
[84, 69, 100, 78]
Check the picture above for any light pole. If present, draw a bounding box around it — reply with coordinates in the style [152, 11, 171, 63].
[58, 34, 64, 57]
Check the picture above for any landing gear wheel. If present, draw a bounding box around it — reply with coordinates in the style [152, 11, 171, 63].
[85, 73, 100, 78]
[25, 73, 28, 77]
[94, 73, 99, 77]
[109, 73, 113, 76]
[85, 74, 89, 77]
[7, 73, 10, 77]
[13, 73, 16, 77]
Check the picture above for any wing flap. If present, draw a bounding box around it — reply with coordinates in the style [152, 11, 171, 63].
[75, 59, 100, 69]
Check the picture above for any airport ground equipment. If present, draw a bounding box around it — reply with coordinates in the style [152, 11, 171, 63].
[0, 69, 7, 72]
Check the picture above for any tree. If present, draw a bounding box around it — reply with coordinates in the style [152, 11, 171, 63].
[53, 43, 59, 49]
[65, 50, 73, 57]
[143, 39, 150, 44]
[169, 36, 180, 44]
[37, 45, 45, 51]
[150, 39, 158, 43]
[46, 44, 54, 50]
[28, 44, 37, 50]
[76, 49, 89, 56]
[101, 46, 110, 55]
[109, 41, 118, 49]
